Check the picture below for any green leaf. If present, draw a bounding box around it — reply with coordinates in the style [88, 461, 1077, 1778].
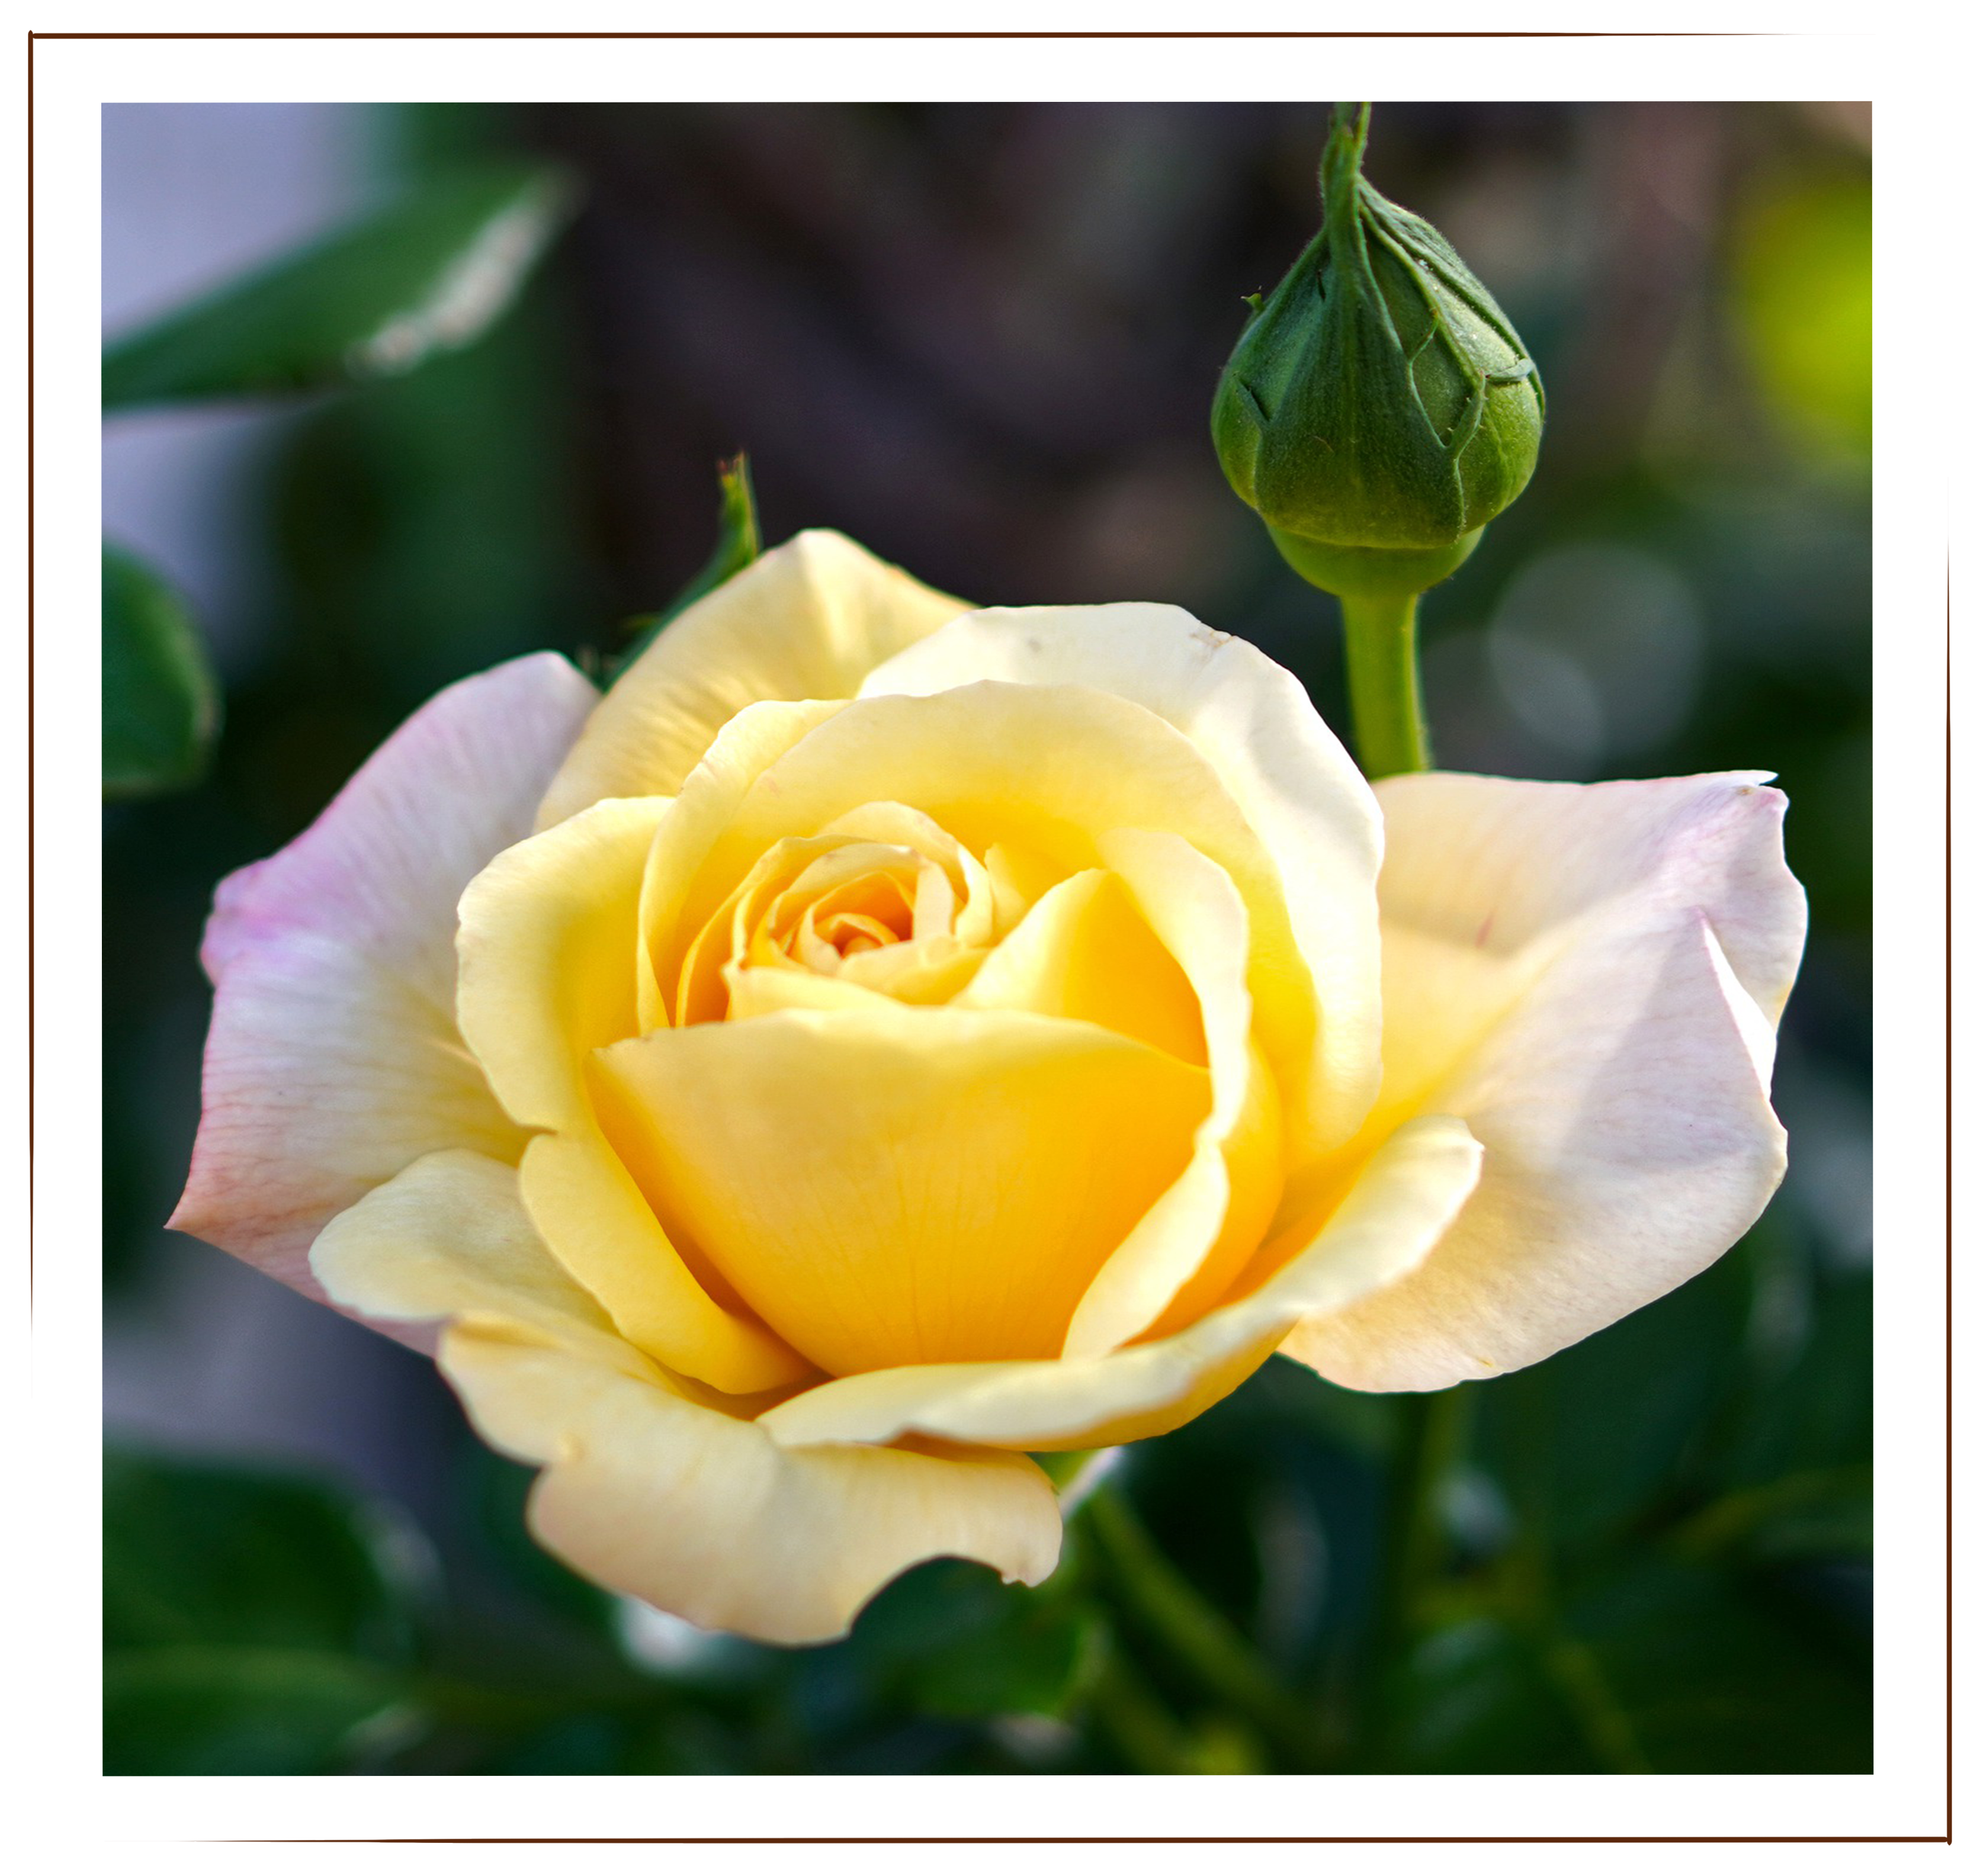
[914, 1603, 1103, 1723]
[1561, 1557, 1870, 1772]
[1390, 1612, 1596, 1772]
[1394, 1553, 1870, 1774]
[104, 1647, 417, 1775]
[849, 1559, 1100, 1721]
[611, 454, 762, 680]
[1668, 1464, 1872, 1567]
[104, 1449, 439, 1774]
[103, 1447, 428, 1657]
[1469, 1247, 1751, 1560]
[101, 162, 576, 410]
[455, 1443, 617, 1635]
[101, 545, 220, 798]
[1714, 1267, 1872, 1488]
[260, 224, 598, 709]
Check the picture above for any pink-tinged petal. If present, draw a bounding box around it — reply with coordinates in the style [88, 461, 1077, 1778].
[1282, 772, 1808, 1393]
[170, 654, 599, 1329]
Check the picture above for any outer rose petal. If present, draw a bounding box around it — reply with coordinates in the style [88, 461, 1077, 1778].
[534, 530, 971, 828]
[861, 604, 1385, 1157]
[313, 1151, 1061, 1646]
[1282, 772, 1808, 1393]
[312, 1146, 649, 1383]
[169, 654, 598, 1329]
[759, 1114, 1482, 1453]
[445, 1335, 1060, 1647]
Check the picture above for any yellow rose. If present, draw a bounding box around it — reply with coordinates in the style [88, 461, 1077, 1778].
[172, 531, 1805, 1644]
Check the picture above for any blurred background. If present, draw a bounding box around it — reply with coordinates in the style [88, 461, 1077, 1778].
[102, 100, 1872, 1775]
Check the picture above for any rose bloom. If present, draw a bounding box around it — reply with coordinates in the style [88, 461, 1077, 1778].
[172, 532, 1805, 1644]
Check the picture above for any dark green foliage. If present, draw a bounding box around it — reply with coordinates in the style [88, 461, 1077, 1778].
[101, 547, 219, 799]
[102, 1450, 429, 1774]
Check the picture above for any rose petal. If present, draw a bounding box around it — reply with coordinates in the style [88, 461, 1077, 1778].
[637, 699, 845, 1029]
[1060, 829, 1278, 1357]
[861, 604, 1384, 1157]
[1281, 772, 1808, 1393]
[759, 1113, 1482, 1452]
[169, 654, 597, 1326]
[517, 1132, 814, 1395]
[312, 1146, 647, 1382]
[446, 1332, 1061, 1645]
[723, 960, 904, 1020]
[591, 1006, 1209, 1374]
[534, 530, 971, 828]
[823, 801, 1000, 947]
[454, 794, 808, 1393]
[312, 1150, 1058, 1645]
[457, 795, 671, 1134]
[954, 866, 1206, 1064]
[650, 681, 1323, 1160]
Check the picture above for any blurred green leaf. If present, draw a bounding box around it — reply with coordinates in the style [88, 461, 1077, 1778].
[104, 1647, 416, 1776]
[1668, 1465, 1872, 1565]
[912, 1603, 1102, 1723]
[454, 1444, 618, 1636]
[1395, 1554, 1869, 1773]
[101, 162, 576, 410]
[1469, 1247, 1751, 1559]
[102, 545, 219, 799]
[1714, 1267, 1872, 1487]
[1391, 1612, 1596, 1772]
[849, 1559, 1100, 1722]
[104, 1448, 434, 1774]
[1562, 1557, 1870, 1771]
[1425, 1242, 1872, 1774]
[104, 1447, 427, 1657]
[613, 454, 762, 679]
[1156, 1717, 1267, 1820]
[266, 281, 598, 715]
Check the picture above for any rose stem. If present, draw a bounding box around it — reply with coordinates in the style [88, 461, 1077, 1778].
[1339, 587, 1432, 779]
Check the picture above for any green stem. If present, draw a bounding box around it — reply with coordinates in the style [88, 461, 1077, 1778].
[1537, 1627, 1653, 1774]
[1340, 587, 1431, 778]
[1087, 1638, 1197, 1775]
[1365, 1387, 1467, 1749]
[1082, 1483, 1324, 1771]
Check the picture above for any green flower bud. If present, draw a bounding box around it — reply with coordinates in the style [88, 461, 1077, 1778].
[1214, 104, 1543, 599]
